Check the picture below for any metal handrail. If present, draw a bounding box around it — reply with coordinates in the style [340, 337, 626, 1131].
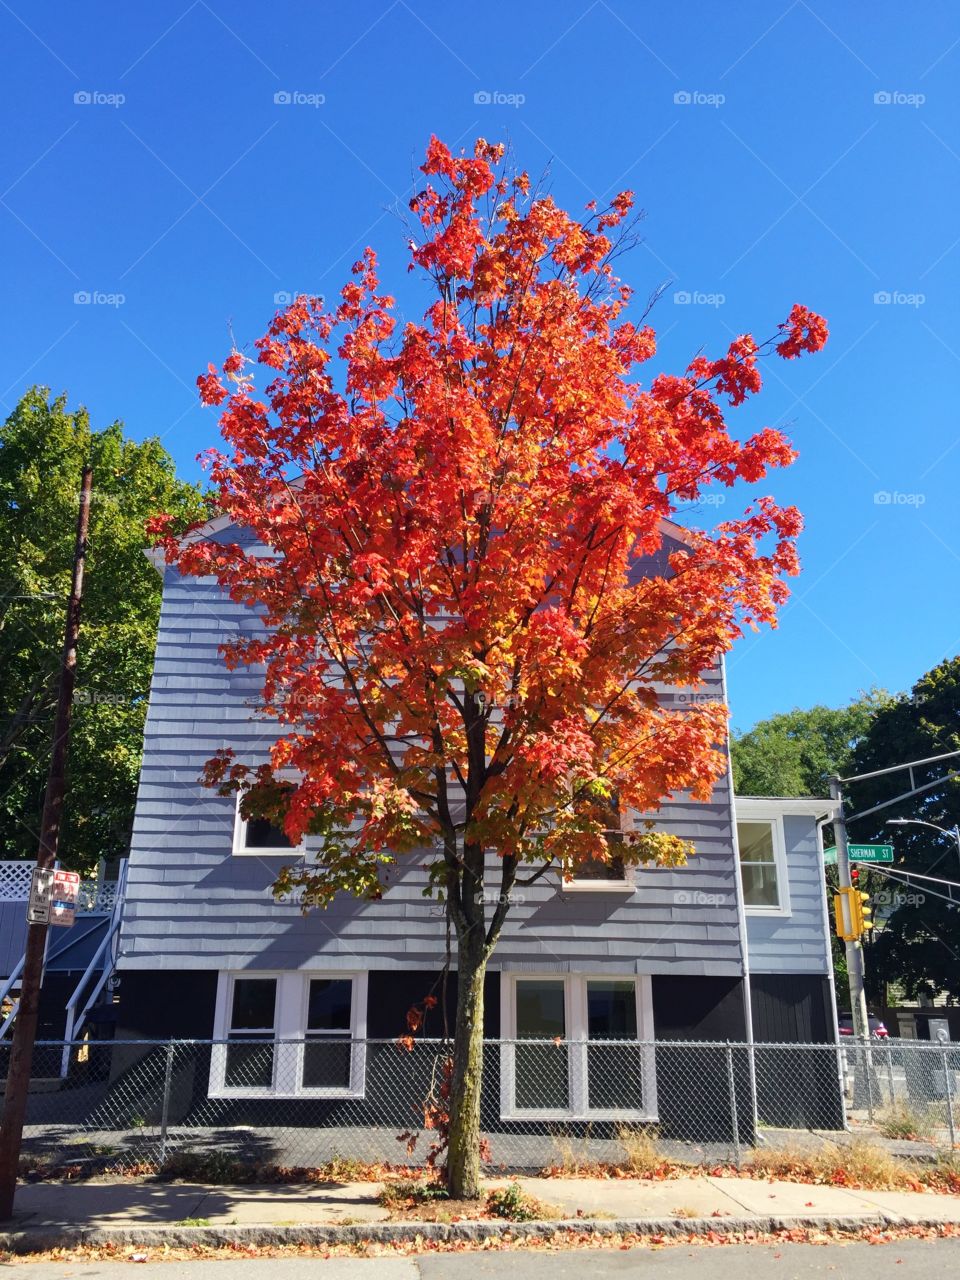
[60, 860, 128, 1072]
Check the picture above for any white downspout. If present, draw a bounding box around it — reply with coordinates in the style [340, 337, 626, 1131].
[721, 655, 758, 1141]
[817, 810, 848, 1127]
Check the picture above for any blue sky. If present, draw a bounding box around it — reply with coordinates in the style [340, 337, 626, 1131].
[2, 2, 959, 731]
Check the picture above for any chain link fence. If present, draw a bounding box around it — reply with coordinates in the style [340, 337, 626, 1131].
[2, 1036, 957, 1176]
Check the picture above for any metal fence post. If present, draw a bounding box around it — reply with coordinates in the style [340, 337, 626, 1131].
[943, 1045, 956, 1149]
[725, 1043, 741, 1168]
[159, 1040, 174, 1165]
[886, 1043, 896, 1107]
[746, 1039, 758, 1144]
[866, 1042, 876, 1123]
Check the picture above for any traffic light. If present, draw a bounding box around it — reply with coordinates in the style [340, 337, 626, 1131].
[835, 888, 855, 940]
[834, 887, 873, 939]
[856, 890, 873, 933]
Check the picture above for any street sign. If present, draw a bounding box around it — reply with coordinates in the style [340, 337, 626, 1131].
[49, 869, 80, 928]
[823, 843, 894, 865]
[26, 867, 54, 925]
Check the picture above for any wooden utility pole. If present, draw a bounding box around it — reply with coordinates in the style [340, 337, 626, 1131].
[0, 465, 92, 1221]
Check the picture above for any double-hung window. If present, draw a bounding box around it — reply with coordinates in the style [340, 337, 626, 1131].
[501, 974, 656, 1120]
[736, 813, 790, 915]
[210, 971, 367, 1098]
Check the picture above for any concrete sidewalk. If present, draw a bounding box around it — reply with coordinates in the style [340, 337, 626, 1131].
[2, 1175, 960, 1253]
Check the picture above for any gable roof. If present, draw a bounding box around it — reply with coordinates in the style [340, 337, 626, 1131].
[146, 499, 695, 572]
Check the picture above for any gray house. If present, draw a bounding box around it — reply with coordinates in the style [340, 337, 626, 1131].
[109, 514, 840, 1130]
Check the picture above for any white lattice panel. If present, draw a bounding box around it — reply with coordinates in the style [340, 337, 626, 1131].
[0, 861, 118, 911]
[76, 880, 119, 913]
[0, 861, 33, 900]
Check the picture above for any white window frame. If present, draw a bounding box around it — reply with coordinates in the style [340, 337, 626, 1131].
[209, 970, 367, 1099]
[736, 808, 792, 918]
[563, 831, 636, 894]
[499, 972, 657, 1121]
[232, 790, 306, 857]
[562, 869, 635, 894]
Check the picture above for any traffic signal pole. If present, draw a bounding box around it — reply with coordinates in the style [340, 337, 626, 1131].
[829, 774, 871, 1042]
[0, 466, 92, 1221]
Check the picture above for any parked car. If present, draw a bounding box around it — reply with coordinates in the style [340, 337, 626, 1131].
[838, 1011, 888, 1038]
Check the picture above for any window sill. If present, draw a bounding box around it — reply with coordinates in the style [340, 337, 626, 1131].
[209, 1086, 365, 1101]
[502, 1108, 656, 1122]
[561, 881, 635, 894]
[231, 848, 305, 857]
[744, 905, 792, 918]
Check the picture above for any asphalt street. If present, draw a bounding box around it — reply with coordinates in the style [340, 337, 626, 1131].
[9, 1242, 960, 1279]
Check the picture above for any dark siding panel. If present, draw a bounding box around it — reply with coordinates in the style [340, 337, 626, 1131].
[366, 970, 500, 1040]
[650, 976, 752, 1143]
[117, 971, 219, 1040]
[750, 974, 843, 1131]
[652, 975, 747, 1040]
[750, 974, 834, 1043]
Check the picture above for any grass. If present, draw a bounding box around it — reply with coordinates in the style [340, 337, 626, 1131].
[877, 1103, 935, 1141]
[485, 1181, 544, 1222]
[744, 1137, 916, 1190]
[155, 1150, 408, 1186]
[672, 1205, 701, 1219]
[378, 1177, 557, 1223]
[378, 1177, 449, 1211]
[542, 1128, 960, 1196]
[617, 1125, 685, 1179]
[547, 1126, 601, 1175]
[176, 1217, 211, 1227]
[545, 1123, 679, 1180]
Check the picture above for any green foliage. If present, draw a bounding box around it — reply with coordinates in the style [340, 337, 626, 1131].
[0, 387, 205, 870]
[485, 1180, 540, 1220]
[379, 1177, 449, 1208]
[850, 658, 960, 1002]
[731, 692, 889, 798]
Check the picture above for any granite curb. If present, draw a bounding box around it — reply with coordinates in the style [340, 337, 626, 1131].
[0, 1211, 947, 1255]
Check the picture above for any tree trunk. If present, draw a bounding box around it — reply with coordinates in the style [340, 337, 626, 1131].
[445, 926, 487, 1199]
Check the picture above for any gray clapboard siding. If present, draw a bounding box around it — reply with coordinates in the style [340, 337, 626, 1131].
[120, 541, 747, 979]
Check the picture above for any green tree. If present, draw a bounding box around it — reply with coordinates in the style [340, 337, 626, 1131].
[731, 694, 887, 797]
[0, 387, 205, 871]
[847, 658, 960, 1003]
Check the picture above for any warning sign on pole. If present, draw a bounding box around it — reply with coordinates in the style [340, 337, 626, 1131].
[49, 869, 80, 928]
[26, 867, 55, 925]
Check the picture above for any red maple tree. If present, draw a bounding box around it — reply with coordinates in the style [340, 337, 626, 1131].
[152, 137, 827, 1198]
